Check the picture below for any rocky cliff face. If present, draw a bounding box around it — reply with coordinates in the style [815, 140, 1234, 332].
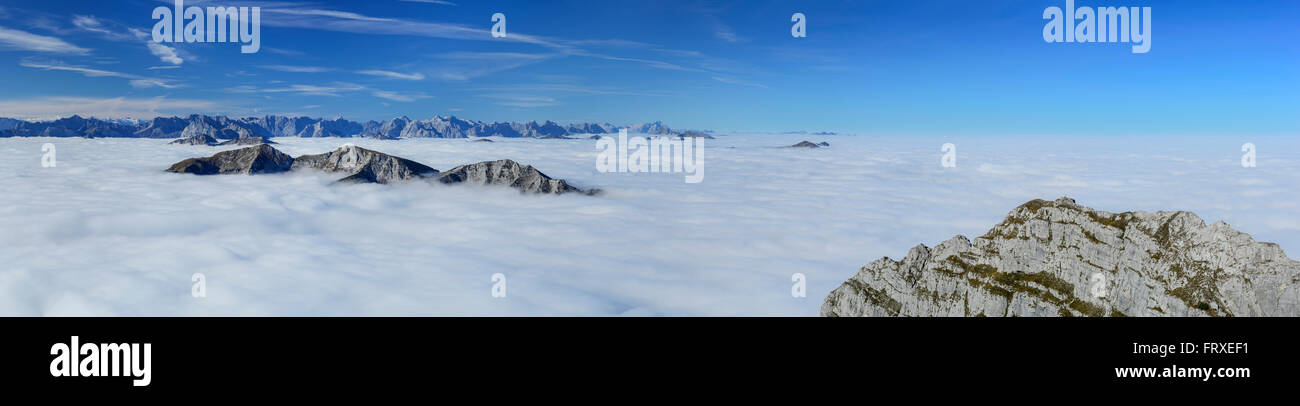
[291, 145, 438, 184]
[167, 145, 596, 194]
[789, 141, 829, 148]
[217, 137, 276, 146]
[168, 134, 219, 146]
[165, 144, 294, 175]
[438, 159, 594, 195]
[821, 198, 1300, 317]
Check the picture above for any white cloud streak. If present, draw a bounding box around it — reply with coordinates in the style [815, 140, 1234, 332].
[0, 96, 215, 120]
[357, 70, 425, 80]
[258, 65, 334, 73]
[0, 25, 89, 54]
[712, 76, 767, 89]
[147, 42, 183, 65]
[230, 81, 429, 102]
[399, 0, 457, 5]
[19, 59, 182, 88]
[371, 90, 431, 102]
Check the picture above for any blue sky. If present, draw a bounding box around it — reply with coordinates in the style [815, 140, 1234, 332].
[0, 0, 1295, 135]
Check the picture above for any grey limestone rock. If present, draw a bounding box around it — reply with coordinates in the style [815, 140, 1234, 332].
[821, 197, 1300, 317]
[290, 145, 438, 184]
[438, 159, 594, 195]
[165, 144, 294, 175]
[789, 141, 827, 148]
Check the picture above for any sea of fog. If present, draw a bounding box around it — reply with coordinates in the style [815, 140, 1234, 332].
[1, 134, 1297, 316]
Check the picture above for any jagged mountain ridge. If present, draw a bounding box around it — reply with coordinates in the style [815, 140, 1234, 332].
[821, 197, 1300, 317]
[290, 145, 439, 184]
[165, 144, 595, 194]
[437, 159, 593, 195]
[0, 118, 24, 131]
[0, 114, 696, 140]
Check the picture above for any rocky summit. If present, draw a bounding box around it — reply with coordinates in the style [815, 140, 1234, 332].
[168, 135, 275, 146]
[290, 145, 438, 184]
[217, 137, 277, 146]
[438, 159, 594, 195]
[168, 134, 219, 146]
[821, 197, 1300, 317]
[165, 144, 294, 175]
[789, 141, 829, 148]
[165, 145, 596, 194]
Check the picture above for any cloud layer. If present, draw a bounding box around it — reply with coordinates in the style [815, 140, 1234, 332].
[1, 134, 1295, 316]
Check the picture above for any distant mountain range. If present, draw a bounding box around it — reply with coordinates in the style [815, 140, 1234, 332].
[0, 115, 707, 140]
[0, 118, 26, 131]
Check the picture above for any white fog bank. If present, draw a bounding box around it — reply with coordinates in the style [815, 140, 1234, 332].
[1, 134, 1296, 316]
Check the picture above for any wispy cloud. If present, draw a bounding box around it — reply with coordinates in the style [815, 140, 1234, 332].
[481, 94, 559, 108]
[258, 65, 334, 73]
[431, 52, 555, 81]
[146, 42, 183, 65]
[712, 76, 767, 89]
[399, 0, 457, 5]
[230, 81, 429, 102]
[229, 82, 365, 97]
[371, 90, 432, 102]
[263, 47, 306, 56]
[71, 15, 122, 38]
[178, 2, 733, 82]
[358, 70, 425, 80]
[71, 15, 187, 65]
[0, 96, 216, 120]
[598, 55, 700, 72]
[259, 7, 493, 43]
[0, 25, 89, 54]
[19, 59, 182, 88]
[714, 24, 744, 43]
[469, 84, 674, 98]
[567, 38, 653, 48]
